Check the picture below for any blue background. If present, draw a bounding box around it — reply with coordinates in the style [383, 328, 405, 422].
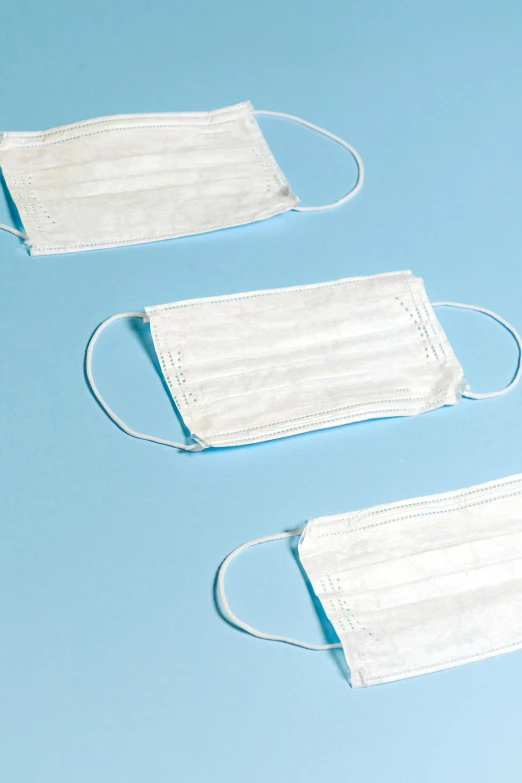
[1, 1, 522, 780]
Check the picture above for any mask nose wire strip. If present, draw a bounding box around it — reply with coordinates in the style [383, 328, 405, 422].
[85, 312, 203, 452]
[217, 529, 343, 651]
[432, 301, 522, 399]
[253, 109, 364, 211]
[0, 223, 28, 240]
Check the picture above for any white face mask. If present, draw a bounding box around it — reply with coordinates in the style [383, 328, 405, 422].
[85, 270, 521, 452]
[218, 471, 522, 686]
[0, 102, 363, 256]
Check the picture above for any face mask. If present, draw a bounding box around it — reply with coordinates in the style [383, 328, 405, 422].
[218, 471, 522, 686]
[85, 270, 521, 452]
[0, 102, 363, 256]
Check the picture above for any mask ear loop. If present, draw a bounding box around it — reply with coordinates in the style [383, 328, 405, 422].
[217, 529, 342, 651]
[253, 109, 364, 211]
[0, 223, 28, 240]
[432, 301, 522, 399]
[85, 312, 205, 452]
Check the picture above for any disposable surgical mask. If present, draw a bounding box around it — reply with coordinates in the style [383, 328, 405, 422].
[85, 270, 521, 451]
[0, 102, 363, 255]
[218, 471, 522, 686]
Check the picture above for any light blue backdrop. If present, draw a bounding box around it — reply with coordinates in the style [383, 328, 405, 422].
[2, 1, 522, 781]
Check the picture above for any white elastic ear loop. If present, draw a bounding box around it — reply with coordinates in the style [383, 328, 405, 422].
[85, 312, 203, 451]
[217, 529, 342, 651]
[432, 301, 522, 399]
[0, 223, 28, 240]
[253, 109, 364, 211]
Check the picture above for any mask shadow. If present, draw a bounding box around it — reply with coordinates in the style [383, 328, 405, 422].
[127, 317, 192, 441]
[212, 528, 351, 685]
[0, 170, 26, 236]
[287, 534, 351, 684]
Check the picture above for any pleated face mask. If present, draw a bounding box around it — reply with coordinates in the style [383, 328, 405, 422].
[0, 102, 363, 256]
[86, 270, 521, 452]
[218, 472, 522, 686]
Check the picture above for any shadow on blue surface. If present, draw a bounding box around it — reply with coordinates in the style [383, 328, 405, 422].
[83, 310, 194, 446]
[288, 533, 351, 684]
[128, 315, 191, 438]
[0, 170, 26, 239]
[213, 527, 351, 685]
